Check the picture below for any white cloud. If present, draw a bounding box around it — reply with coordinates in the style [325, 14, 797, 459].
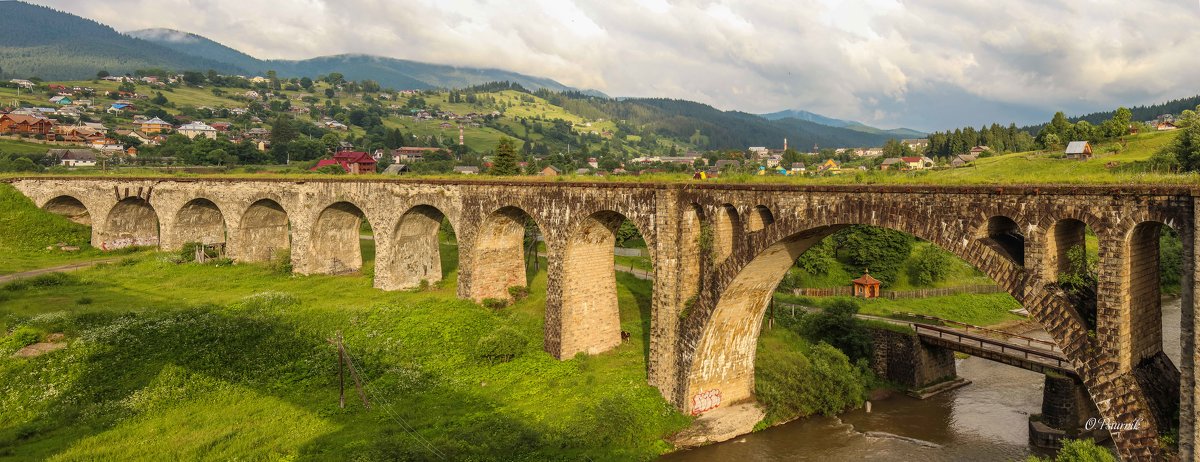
[31, 0, 1200, 130]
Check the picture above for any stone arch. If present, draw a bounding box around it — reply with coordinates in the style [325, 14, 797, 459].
[309, 201, 371, 274]
[43, 195, 91, 225]
[175, 198, 226, 246]
[469, 206, 539, 302]
[388, 204, 456, 290]
[557, 210, 651, 357]
[682, 213, 1029, 415]
[238, 199, 290, 263]
[713, 204, 740, 265]
[746, 205, 774, 233]
[684, 225, 844, 410]
[978, 215, 1024, 266]
[101, 197, 160, 249]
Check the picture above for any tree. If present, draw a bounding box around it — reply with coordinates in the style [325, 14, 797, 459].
[801, 299, 872, 361]
[490, 137, 520, 175]
[324, 88, 335, 99]
[300, 77, 313, 90]
[269, 115, 299, 148]
[151, 92, 168, 105]
[882, 138, 914, 158]
[96, 70, 110, 79]
[1165, 117, 1200, 172]
[181, 71, 205, 86]
[320, 132, 341, 153]
[909, 245, 953, 286]
[833, 225, 913, 286]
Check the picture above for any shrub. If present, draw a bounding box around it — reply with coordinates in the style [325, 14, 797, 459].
[755, 341, 867, 423]
[268, 249, 292, 274]
[1026, 438, 1115, 462]
[908, 245, 953, 286]
[76, 297, 93, 305]
[3, 272, 77, 291]
[482, 298, 508, 310]
[507, 285, 528, 301]
[3, 326, 41, 352]
[475, 326, 528, 364]
[800, 299, 873, 361]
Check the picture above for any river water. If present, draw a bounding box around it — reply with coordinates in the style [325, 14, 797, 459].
[663, 298, 1183, 461]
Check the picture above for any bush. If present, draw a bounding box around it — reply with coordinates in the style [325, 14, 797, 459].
[800, 299, 873, 361]
[3, 272, 77, 291]
[755, 341, 868, 423]
[2, 326, 40, 352]
[507, 285, 528, 301]
[268, 249, 292, 274]
[908, 245, 953, 286]
[475, 326, 528, 364]
[1027, 438, 1115, 462]
[482, 298, 508, 310]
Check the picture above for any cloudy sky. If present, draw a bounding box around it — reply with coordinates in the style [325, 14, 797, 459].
[32, 0, 1200, 131]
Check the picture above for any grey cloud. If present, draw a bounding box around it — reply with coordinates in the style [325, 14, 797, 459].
[31, 0, 1200, 131]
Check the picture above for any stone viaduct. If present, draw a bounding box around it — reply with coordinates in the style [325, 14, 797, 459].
[6, 176, 1198, 461]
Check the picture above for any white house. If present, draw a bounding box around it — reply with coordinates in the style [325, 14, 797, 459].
[176, 121, 218, 140]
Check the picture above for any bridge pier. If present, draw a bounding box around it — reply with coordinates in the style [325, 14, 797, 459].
[869, 327, 961, 394]
[1030, 373, 1104, 449]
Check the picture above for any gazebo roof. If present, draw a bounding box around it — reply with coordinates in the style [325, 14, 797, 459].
[851, 271, 881, 286]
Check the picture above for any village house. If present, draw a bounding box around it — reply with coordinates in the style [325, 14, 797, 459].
[390, 147, 442, 163]
[539, 165, 561, 176]
[453, 166, 480, 175]
[880, 157, 903, 170]
[49, 95, 72, 105]
[54, 125, 106, 143]
[1157, 121, 1178, 131]
[0, 113, 56, 136]
[209, 122, 232, 132]
[901, 138, 930, 152]
[1065, 141, 1093, 160]
[138, 117, 172, 134]
[311, 151, 377, 174]
[790, 162, 806, 174]
[107, 103, 134, 113]
[902, 156, 936, 170]
[381, 164, 410, 175]
[950, 154, 978, 168]
[817, 158, 842, 173]
[176, 121, 218, 140]
[8, 79, 34, 89]
[114, 129, 159, 146]
[714, 159, 740, 170]
[969, 145, 990, 156]
[51, 149, 98, 167]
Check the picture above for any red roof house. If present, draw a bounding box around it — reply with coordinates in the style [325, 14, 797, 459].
[311, 151, 377, 174]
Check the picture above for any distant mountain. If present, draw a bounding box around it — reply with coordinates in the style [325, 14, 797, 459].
[268, 54, 578, 93]
[760, 109, 852, 127]
[588, 98, 905, 150]
[127, 28, 263, 73]
[0, 2, 246, 80]
[129, 27, 583, 92]
[760, 109, 925, 139]
[840, 122, 926, 139]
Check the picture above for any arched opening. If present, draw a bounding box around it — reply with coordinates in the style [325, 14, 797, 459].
[470, 206, 541, 302]
[1046, 218, 1098, 331]
[101, 197, 159, 249]
[559, 211, 652, 358]
[685, 222, 1059, 452]
[1126, 221, 1182, 440]
[679, 203, 703, 307]
[309, 201, 372, 275]
[43, 195, 91, 225]
[389, 205, 458, 290]
[239, 199, 290, 263]
[980, 216, 1024, 265]
[175, 198, 226, 246]
[747, 205, 774, 233]
[713, 204, 739, 265]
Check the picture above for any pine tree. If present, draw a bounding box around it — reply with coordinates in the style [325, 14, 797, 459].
[490, 137, 520, 175]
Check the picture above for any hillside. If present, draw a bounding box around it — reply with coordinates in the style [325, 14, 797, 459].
[0, 2, 246, 79]
[760, 109, 853, 127]
[126, 28, 264, 74]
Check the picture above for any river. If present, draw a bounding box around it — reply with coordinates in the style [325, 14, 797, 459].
[663, 298, 1183, 461]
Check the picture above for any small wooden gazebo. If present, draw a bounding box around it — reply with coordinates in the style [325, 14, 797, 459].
[852, 270, 881, 299]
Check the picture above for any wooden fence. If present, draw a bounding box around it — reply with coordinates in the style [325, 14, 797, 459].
[792, 284, 1002, 300]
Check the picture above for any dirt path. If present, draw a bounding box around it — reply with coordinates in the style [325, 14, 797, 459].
[0, 258, 122, 284]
